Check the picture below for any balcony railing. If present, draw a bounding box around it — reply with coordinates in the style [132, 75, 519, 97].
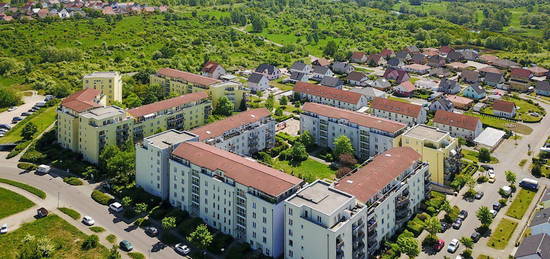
[336, 239, 344, 250]
[396, 196, 410, 207]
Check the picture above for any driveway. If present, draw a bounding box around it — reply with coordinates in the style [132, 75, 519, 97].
[0, 91, 44, 126]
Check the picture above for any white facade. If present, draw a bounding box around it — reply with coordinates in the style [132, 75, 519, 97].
[434, 121, 483, 140]
[296, 92, 368, 111]
[371, 107, 427, 126]
[248, 75, 269, 92]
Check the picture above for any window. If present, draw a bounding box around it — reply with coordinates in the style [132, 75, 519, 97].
[262, 217, 266, 223]
[288, 250, 293, 257]
[289, 240, 293, 247]
[288, 219, 293, 226]
[288, 208, 293, 215]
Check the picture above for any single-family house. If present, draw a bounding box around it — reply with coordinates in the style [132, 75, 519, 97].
[429, 97, 453, 112]
[463, 84, 486, 100]
[402, 46, 420, 54]
[370, 78, 392, 91]
[528, 66, 549, 77]
[492, 59, 520, 70]
[289, 61, 311, 74]
[311, 65, 334, 81]
[479, 66, 501, 76]
[433, 110, 483, 140]
[422, 48, 439, 57]
[247, 73, 269, 93]
[446, 95, 473, 110]
[530, 207, 550, 236]
[480, 54, 499, 64]
[293, 82, 367, 110]
[403, 64, 430, 75]
[411, 53, 427, 65]
[484, 72, 506, 89]
[447, 62, 469, 71]
[59, 8, 70, 18]
[332, 61, 354, 75]
[289, 72, 309, 83]
[446, 51, 464, 62]
[492, 100, 516, 118]
[350, 52, 368, 63]
[429, 67, 452, 78]
[201, 61, 225, 79]
[380, 48, 395, 59]
[320, 76, 344, 89]
[514, 233, 550, 259]
[460, 70, 480, 84]
[535, 81, 550, 96]
[102, 6, 116, 15]
[457, 49, 479, 61]
[509, 68, 532, 92]
[395, 51, 410, 61]
[415, 79, 439, 91]
[439, 46, 454, 56]
[0, 3, 10, 9]
[37, 8, 48, 18]
[394, 81, 415, 97]
[383, 68, 410, 84]
[350, 87, 385, 101]
[428, 55, 446, 67]
[0, 14, 13, 21]
[346, 71, 368, 86]
[312, 58, 331, 67]
[387, 57, 404, 68]
[370, 97, 427, 126]
[366, 54, 386, 67]
[437, 79, 461, 94]
[473, 102, 486, 112]
[255, 64, 281, 80]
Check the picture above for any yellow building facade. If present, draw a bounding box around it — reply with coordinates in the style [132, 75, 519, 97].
[83, 72, 122, 105]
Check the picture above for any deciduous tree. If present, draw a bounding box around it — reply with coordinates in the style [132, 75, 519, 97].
[333, 135, 353, 157]
[187, 224, 213, 250]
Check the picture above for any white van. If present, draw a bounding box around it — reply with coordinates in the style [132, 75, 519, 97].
[36, 165, 51, 174]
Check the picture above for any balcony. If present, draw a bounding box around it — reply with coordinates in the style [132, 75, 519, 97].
[336, 239, 344, 250]
[395, 196, 410, 207]
[367, 239, 377, 249]
[367, 218, 377, 229]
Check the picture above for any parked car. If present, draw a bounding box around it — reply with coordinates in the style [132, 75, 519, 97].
[500, 186, 512, 197]
[120, 240, 133, 251]
[490, 209, 498, 218]
[37, 207, 48, 218]
[11, 117, 22, 123]
[8, 107, 17, 112]
[519, 178, 539, 191]
[447, 239, 460, 253]
[0, 124, 11, 130]
[109, 202, 123, 213]
[488, 170, 496, 183]
[493, 202, 503, 211]
[440, 222, 450, 232]
[481, 165, 493, 170]
[475, 191, 484, 200]
[471, 232, 481, 242]
[458, 210, 468, 220]
[21, 112, 32, 116]
[145, 226, 158, 237]
[35, 101, 46, 107]
[82, 216, 95, 226]
[0, 224, 7, 234]
[36, 165, 51, 175]
[45, 95, 54, 102]
[452, 219, 463, 229]
[0, 132, 4, 137]
[0, 128, 7, 133]
[174, 243, 190, 255]
[434, 239, 445, 251]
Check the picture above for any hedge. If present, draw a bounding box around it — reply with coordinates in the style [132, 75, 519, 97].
[59, 207, 81, 220]
[0, 178, 46, 199]
[17, 162, 37, 171]
[128, 252, 145, 259]
[91, 190, 113, 205]
[63, 177, 84, 186]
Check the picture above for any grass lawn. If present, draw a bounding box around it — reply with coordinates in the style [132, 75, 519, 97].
[506, 188, 536, 220]
[0, 215, 109, 258]
[461, 149, 499, 164]
[59, 207, 81, 220]
[0, 187, 35, 219]
[0, 105, 57, 144]
[504, 96, 545, 122]
[388, 96, 411, 103]
[270, 80, 293, 92]
[487, 218, 518, 250]
[0, 178, 46, 199]
[477, 255, 494, 259]
[272, 158, 335, 182]
[464, 112, 533, 135]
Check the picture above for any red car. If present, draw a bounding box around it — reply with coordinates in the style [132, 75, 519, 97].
[434, 239, 445, 251]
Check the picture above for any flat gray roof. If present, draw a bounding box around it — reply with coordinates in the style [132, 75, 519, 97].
[404, 124, 448, 142]
[80, 106, 125, 120]
[144, 130, 198, 149]
[287, 181, 353, 216]
[83, 72, 120, 78]
[474, 127, 505, 147]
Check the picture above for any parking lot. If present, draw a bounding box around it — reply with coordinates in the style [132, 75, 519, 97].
[0, 91, 45, 126]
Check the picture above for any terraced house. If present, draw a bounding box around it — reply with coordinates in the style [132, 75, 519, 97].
[300, 102, 406, 160]
[370, 97, 427, 126]
[293, 82, 367, 111]
[57, 90, 211, 164]
[150, 68, 246, 109]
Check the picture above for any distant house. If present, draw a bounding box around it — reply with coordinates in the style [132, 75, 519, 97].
[350, 87, 385, 101]
[402, 64, 430, 75]
[255, 64, 281, 80]
[460, 70, 480, 84]
[370, 78, 392, 91]
[411, 53, 427, 65]
[447, 62, 469, 71]
[446, 51, 464, 62]
[492, 100, 516, 118]
[434, 110, 483, 140]
[370, 97, 426, 126]
[437, 79, 461, 94]
[514, 233, 550, 259]
[350, 52, 368, 63]
[37, 8, 49, 18]
[484, 72, 506, 89]
[457, 49, 478, 61]
[289, 61, 311, 74]
[346, 71, 368, 86]
[102, 6, 116, 15]
[312, 58, 331, 67]
[509, 68, 532, 92]
[380, 48, 395, 59]
[446, 95, 473, 110]
[201, 61, 225, 79]
[415, 79, 439, 91]
[58, 8, 70, 18]
[479, 66, 501, 76]
[387, 57, 404, 68]
[439, 46, 454, 56]
[331, 61, 354, 75]
[394, 81, 415, 97]
[422, 48, 439, 57]
[492, 59, 520, 69]
[535, 81, 550, 96]
[480, 54, 499, 64]
[402, 46, 420, 54]
[395, 51, 410, 61]
[429, 97, 453, 112]
[366, 54, 386, 67]
[428, 55, 446, 67]
[429, 67, 452, 78]
[463, 84, 486, 100]
[247, 73, 269, 93]
[530, 207, 550, 236]
[289, 72, 309, 83]
[383, 68, 410, 84]
[320, 76, 344, 89]
[311, 65, 334, 81]
[293, 82, 367, 110]
[528, 66, 549, 77]
[0, 14, 13, 21]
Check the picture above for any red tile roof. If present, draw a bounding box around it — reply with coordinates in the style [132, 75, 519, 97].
[191, 108, 271, 141]
[293, 82, 363, 105]
[61, 88, 103, 113]
[127, 92, 208, 118]
[439, 46, 454, 54]
[172, 142, 303, 197]
[510, 68, 532, 79]
[157, 68, 220, 86]
[480, 54, 499, 63]
[201, 61, 220, 73]
[446, 95, 473, 105]
[527, 66, 548, 76]
[351, 52, 366, 60]
[335, 147, 421, 203]
[380, 48, 394, 57]
[370, 97, 423, 118]
[479, 66, 501, 74]
[433, 110, 480, 131]
[397, 81, 415, 92]
[302, 102, 406, 133]
[492, 100, 515, 113]
[313, 58, 331, 67]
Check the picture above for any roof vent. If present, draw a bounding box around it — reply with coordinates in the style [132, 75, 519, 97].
[347, 180, 353, 184]
[385, 154, 392, 157]
[251, 115, 256, 118]
[206, 130, 211, 134]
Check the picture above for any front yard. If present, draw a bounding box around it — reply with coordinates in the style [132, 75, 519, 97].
[505, 188, 536, 220]
[461, 149, 499, 164]
[272, 158, 336, 182]
[464, 112, 533, 135]
[487, 218, 518, 250]
[0, 187, 35, 219]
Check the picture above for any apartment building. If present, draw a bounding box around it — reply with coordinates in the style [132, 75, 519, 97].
[285, 180, 368, 259]
[57, 91, 211, 164]
[83, 72, 122, 104]
[300, 102, 407, 160]
[293, 82, 367, 111]
[135, 130, 199, 200]
[190, 108, 275, 156]
[150, 68, 246, 109]
[334, 147, 429, 255]
[433, 110, 483, 140]
[401, 125, 460, 184]
[370, 97, 427, 126]
[168, 142, 304, 258]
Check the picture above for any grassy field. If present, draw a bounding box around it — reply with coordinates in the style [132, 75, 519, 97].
[0, 178, 46, 199]
[506, 188, 536, 220]
[272, 158, 335, 182]
[0, 187, 35, 219]
[461, 149, 499, 164]
[388, 96, 411, 103]
[59, 207, 81, 220]
[464, 112, 533, 135]
[0, 105, 57, 144]
[0, 215, 109, 258]
[487, 218, 518, 250]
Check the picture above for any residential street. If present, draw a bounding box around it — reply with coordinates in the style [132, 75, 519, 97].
[0, 91, 44, 126]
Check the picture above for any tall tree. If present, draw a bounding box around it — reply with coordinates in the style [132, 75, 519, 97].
[162, 216, 177, 231]
[397, 235, 419, 258]
[476, 206, 493, 227]
[187, 224, 214, 250]
[298, 130, 314, 148]
[333, 135, 354, 157]
[478, 148, 491, 162]
[21, 122, 37, 140]
[425, 216, 442, 237]
[214, 96, 234, 116]
[505, 170, 516, 186]
[323, 40, 338, 57]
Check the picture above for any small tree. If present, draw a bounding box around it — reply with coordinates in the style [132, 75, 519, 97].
[333, 135, 354, 157]
[425, 216, 442, 237]
[82, 234, 99, 250]
[460, 237, 473, 249]
[162, 216, 177, 231]
[21, 122, 37, 140]
[397, 234, 419, 258]
[121, 196, 132, 208]
[214, 96, 234, 116]
[338, 153, 357, 168]
[107, 245, 122, 259]
[187, 224, 214, 250]
[265, 94, 275, 111]
[298, 130, 314, 148]
[274, 107, 283, 116]
[476, 206, 493, 227]
[505, 170, 516, 186]
[290, 142, 308, 162]
[134, 203, 148, 215]
[478, 148, 491, 162]
[280, 95, 288, 106]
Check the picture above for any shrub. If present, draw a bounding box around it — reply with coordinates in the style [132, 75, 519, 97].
[63, 177, 84, 186]
[91, 190, 113, 205]
[82, 234, 99, 250]
[59, 207, 81, 220]
[128, 252, 145, 259]
[90, 226, 105, 233]
[477, 176, 488, 183]
[17, 162, 37, 171]
[149, 206, 170, 220]
[106, 234, 116, 244]
[165, 209, 189, 225]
